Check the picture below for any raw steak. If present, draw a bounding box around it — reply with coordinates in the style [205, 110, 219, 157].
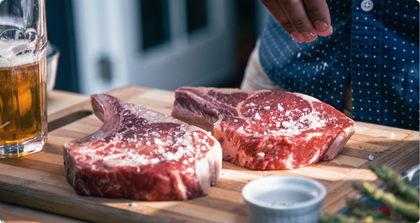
[63, 93, 222, 201]
[171, 87, 356, 170]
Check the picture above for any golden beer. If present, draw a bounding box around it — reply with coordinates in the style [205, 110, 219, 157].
[0, 53, 47, 157]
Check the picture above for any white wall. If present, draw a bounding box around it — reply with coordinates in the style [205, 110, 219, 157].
[73, 0, 236, 95]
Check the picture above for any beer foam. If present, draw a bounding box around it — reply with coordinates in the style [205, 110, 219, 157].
[0, 40, 42, 68]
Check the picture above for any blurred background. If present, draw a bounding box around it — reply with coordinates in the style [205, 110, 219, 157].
[45, 0, 268, 95]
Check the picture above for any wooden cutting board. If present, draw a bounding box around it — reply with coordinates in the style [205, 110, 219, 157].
[0, 86, 418, 223]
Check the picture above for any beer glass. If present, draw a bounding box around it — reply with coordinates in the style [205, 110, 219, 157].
[0, 0, 47, 157]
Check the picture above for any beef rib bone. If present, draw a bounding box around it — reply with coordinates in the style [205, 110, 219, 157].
[63, 93, 222, 201]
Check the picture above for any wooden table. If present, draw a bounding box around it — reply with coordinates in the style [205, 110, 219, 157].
[0, 86, 418, 223]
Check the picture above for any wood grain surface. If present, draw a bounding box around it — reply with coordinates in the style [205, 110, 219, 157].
[0, 86, 418, 223]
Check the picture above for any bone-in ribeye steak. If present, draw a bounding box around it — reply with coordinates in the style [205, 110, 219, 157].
[171, 87, 356, 170]
[63, 93, 222, 201]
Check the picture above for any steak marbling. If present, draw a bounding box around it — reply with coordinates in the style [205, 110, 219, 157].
[63, 93, 222, 201]
[171, 87, 356, 170]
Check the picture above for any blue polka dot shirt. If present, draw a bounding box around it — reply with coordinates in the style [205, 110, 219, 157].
[259, 0, 419, 130]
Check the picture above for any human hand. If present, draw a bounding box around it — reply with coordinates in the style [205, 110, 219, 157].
[260, 0, 332, 42]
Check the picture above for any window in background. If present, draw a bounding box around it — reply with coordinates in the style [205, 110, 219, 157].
[186, 0, 208, 33]
[73, 0, 237, 95]
[140, 0, 170, 51]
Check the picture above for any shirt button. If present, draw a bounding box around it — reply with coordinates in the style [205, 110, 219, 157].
[361, 0, 374, 12]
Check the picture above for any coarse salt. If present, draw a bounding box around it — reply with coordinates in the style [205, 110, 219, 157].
[390, 132, 395, 138]
[129, 202, 138, 207]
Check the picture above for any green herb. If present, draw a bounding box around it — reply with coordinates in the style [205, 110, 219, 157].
[318, 165, 419, 223]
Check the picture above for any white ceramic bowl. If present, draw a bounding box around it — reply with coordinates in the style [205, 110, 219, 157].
[242, 176, 326, 223]
[46, 42, 60, 93]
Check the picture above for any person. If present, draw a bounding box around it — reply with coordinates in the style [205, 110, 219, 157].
[241, 0, 419, 131]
